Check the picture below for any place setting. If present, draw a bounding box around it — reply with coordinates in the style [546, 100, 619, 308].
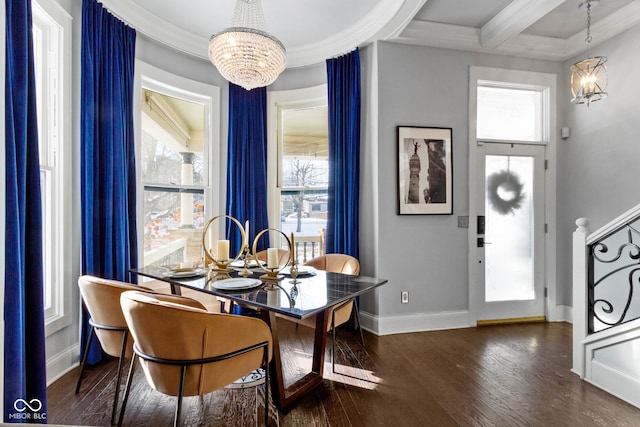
[162, 266, 207, 279]
[210, 277, 263, 291]
[282, 265, 316, 277]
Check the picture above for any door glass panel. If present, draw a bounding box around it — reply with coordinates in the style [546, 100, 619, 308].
[485, 155, 535, 302]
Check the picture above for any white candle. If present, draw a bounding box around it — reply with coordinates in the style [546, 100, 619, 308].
[244, 220, 250, 248]
[267, 248, 278, 269]
[217, 240, 230, 262]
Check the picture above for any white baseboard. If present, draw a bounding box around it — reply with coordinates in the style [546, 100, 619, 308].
[588, 360, 640, 409]
[360, 310, 471, 336]
[46, 344, 79, 386]
[361, 306, 573, 336]
[548, 304, 572, 323]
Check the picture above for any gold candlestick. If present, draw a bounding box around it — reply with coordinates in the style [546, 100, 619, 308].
[251, 228, 294, 283]
[202, 214, 245, 273]
[238, 245, 253, 277]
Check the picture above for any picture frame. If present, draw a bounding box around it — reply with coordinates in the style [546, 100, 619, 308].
[397, 126, 453, 215]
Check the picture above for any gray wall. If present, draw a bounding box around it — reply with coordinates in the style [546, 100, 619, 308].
[557, 24, 640, 306]
[361, 41, 563, 319]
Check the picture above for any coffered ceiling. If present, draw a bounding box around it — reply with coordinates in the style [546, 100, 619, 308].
[101, 0, 640, 67]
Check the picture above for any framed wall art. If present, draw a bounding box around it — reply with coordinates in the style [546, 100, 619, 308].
[397, 126, 453, 215]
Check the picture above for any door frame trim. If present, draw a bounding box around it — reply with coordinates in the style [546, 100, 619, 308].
[467, 66, 558, 326]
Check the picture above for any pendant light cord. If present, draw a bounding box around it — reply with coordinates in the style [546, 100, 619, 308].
[585, 1, 592, 57]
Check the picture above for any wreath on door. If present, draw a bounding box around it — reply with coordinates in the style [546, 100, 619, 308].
[487, 170, 525, 215]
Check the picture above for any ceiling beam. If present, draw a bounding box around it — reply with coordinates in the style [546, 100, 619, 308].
[563, 0, 640, 58]
[395, 20, 569, 61]
[480, 0, 567, 49]
[396, 1, 640, 62]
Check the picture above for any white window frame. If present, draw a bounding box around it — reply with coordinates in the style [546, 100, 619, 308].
[134, 61, 221, 263]
[266, 85, 328, 232]
[33, 0, 73, 336]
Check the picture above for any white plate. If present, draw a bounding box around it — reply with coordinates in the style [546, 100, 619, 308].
[211, 278, 263, 290]
[163, 268, 205, 279]
[281, 265, 316, 276]
[230, 259, 265, 268]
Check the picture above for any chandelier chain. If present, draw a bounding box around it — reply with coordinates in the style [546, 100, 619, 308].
[585, 1, 592, 45]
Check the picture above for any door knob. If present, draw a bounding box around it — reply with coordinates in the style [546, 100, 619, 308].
[477, 237, 492, 247]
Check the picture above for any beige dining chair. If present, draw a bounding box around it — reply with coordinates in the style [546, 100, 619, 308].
[290, 253, 363, 373]
[118, 290, 273, 427]
[76, 275, 154, 425]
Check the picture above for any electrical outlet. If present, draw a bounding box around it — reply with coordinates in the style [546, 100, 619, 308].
[401, 291, 409, 304]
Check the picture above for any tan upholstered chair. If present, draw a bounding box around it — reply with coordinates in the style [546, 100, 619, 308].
[295, 254, 363, 373]
[303, 253, 360, 275]
[118, 291, 273, 427]
[76, 275, 153, 425]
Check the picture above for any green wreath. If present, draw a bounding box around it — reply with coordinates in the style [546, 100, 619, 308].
[487, 170, 525, 215]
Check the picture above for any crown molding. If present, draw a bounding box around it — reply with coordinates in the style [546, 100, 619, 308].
[100, 0, 207, 59]
[99, 0, 426, 68]
[95, 0, 640, 66]
[288, 0, 426, 66]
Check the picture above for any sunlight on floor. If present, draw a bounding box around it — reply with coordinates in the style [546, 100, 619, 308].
[289, 348, 381, 390]
[324, 365, 382, 390]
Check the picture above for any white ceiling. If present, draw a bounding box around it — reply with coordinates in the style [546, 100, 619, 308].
[102, 0, 640, 68]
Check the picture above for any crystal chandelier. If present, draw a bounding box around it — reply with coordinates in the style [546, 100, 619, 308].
[570, 0, 607, 105]
[208, 0, 286, 91]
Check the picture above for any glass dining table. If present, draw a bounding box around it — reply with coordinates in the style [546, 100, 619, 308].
[130, 264, 387, 409]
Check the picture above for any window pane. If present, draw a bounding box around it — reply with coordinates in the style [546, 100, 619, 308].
[141, 88, 207, 267]
[40, 169, 54, 313]
[477, 86, 543, 142]
[143, 189, 205, 267]
[278, 105, 328, 259]
[33, 1, 65, 329]
[279, 189, 327, 261]
[281, 106, 328, 189]
[141, 90, 205, 186]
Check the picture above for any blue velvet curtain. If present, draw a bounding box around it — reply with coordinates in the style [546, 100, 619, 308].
[80, 0, 137, 364]
[326, 48, 361, 257]
[226, 83, 270, 254]
[4, 0, 48, 422]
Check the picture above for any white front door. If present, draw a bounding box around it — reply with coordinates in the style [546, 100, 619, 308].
[473, 142, 546, 323]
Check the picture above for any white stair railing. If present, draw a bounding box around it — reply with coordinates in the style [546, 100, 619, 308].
[572, 205, 640, 409]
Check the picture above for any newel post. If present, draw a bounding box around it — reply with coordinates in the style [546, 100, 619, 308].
[572, 217, 590, 378]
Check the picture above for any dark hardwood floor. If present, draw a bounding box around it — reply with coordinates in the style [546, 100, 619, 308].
[48, 321, 640, 426]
